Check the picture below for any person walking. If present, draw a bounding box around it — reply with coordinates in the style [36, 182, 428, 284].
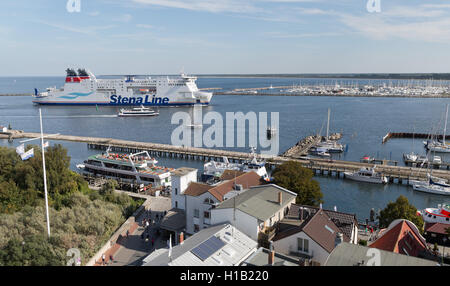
[109, 254, 114, 265]
[151, 238, 155, 249]
[126, 229, 129, 238]
[102, 254, 106, 266]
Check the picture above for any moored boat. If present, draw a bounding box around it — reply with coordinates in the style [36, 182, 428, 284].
[77, 148, 172, 187]
[344, 166, 388, 184]
[419, 204, 450, 224]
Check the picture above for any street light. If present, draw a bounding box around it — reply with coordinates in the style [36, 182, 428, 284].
[442, 237, 448, 265]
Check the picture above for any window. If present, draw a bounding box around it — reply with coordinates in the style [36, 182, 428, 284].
[204, 211, 210, 219]
[175, 201, 178, 208]
[194, 224, 200, 232]
[297, 238, 309, 253]
[204, 198, 214, 205]
[194, 209, 200, 218]
[175, 188, 178, 195]
[303, 239, 309, 253]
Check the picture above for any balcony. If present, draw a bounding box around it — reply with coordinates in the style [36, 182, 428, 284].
[258, 225, 278, 248]
[193, 217, 200, 225]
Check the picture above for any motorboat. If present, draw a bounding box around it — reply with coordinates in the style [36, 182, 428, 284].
[201, 147, 270, 182]
[118, 105, 159, 117]
[403, 152, 419, 162]
[419, 204, 450, 224]
[360, 156, 374, 163]
[344, 166, 388, 184]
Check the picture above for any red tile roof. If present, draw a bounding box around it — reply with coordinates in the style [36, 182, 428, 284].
[425, 222, 450, 235]
[273, 209, 349, 253]
[183, 171, 264, 201]
[370, 220, 428, 257]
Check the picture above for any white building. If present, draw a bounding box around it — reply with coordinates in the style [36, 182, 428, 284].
[181, 170, 263, 234]
[210, 184, 297, 241]
[142, 223, 258, 266]
[272, 208, 350, 266]
[170, 167, 198, 210]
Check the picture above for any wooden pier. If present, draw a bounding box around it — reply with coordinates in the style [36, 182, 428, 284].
[382, 132, 450, 144]
[2, 130, 450, 184]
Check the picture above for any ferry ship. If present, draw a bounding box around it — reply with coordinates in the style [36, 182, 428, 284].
[32, 68, 213, 106]
[420, 204, 450, 225]
[76, 149, 173, 187]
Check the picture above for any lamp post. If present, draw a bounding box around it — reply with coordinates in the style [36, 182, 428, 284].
[443, 237, 448, 265]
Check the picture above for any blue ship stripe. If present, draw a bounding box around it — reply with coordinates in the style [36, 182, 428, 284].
[32, 102, 209, 106]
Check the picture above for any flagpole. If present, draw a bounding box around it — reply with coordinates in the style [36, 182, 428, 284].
[39, 108, 51, 238]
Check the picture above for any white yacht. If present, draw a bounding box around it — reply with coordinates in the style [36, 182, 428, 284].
[313, 108, 345, 153]
[426, 104, 450, 153]
[420, 204, 450, 225]
[403, 152, 419, 162]
[201, 148, 270, 182]
[411, 177, 450, 196]
[344, 166, 388, 184]
[118, 105, 159, 117]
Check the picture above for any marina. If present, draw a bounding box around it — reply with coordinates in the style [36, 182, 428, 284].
[2, 77, 450, 221]
[2, 129, 450, 185]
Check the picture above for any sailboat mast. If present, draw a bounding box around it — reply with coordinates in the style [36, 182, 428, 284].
[327, 108, 330, 140]
[444, 104, 448, 145]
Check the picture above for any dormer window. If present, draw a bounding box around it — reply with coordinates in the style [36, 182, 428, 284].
[204, 198, 214, 205]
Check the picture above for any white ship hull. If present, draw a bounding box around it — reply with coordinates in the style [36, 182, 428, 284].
[32, 70, 213, 106]
[344, 173, 387, 184]
[412, 183, 450, 196]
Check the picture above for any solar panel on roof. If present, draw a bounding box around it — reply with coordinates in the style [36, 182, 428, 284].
[190, 236, 226, 261]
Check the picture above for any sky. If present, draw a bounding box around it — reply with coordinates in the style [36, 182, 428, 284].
[1, 0, 450, 76]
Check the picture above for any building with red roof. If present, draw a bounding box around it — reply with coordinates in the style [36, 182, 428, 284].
[369, 219, 430, 258]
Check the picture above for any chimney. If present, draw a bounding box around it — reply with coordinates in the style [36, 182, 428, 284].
[335, 232, 343, 247]
[179, 232, 184, 245]
[268, 241, 275, 266]
[278, 192, 282, 206]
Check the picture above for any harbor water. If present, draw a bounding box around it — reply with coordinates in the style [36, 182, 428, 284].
[1, 76, 450, 220]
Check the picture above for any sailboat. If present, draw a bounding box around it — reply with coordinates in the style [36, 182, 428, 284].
[403, 126, 419, 162]
[411, 133, 450, 196]
[425, 104, 450, 153]
[312, 108, 345, 153]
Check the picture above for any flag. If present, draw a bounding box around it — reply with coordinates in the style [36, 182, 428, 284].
[16, 144, 25, 155]
[20, 148, 34, 161]
[43, 141, 49, 148]
[96, 104, 99, 111]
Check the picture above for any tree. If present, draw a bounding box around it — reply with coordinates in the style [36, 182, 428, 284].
[0, 235, 64, 266]
[272, 161, 323, 207]
[378, 195, 424, 232]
